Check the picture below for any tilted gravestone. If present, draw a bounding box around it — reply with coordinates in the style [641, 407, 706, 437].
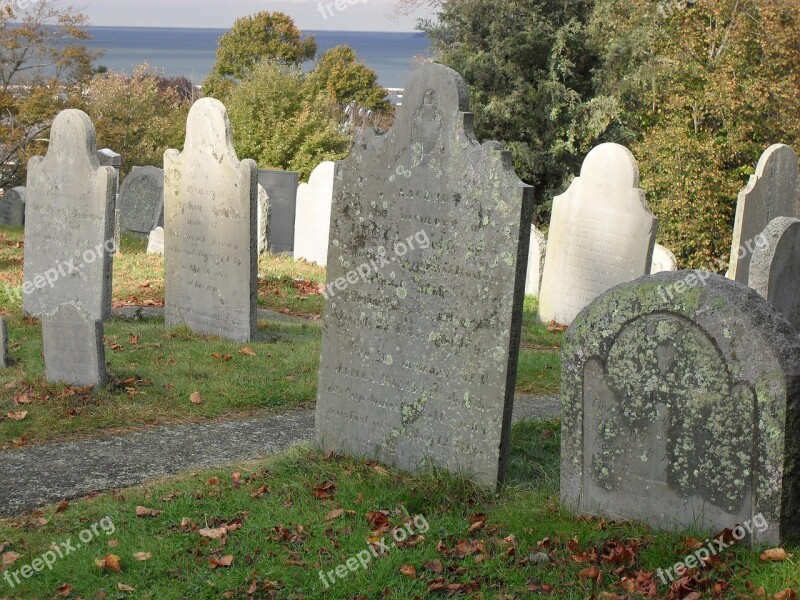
[749, 216, 800, 330]
[0, 317, 8, 368]
[23, 109, 116, 321]
[650, 243, 678, 273]
[562, 271, 800, 545]
[164, 98, 258, 342]
[0, 187, 26, 226]
[147, 226, 164, 255]
[728, 144, 800, 285]
[294, 161, 335, 266]
[119, 166, 164, 235]
[260, 169, 299, 254]
[257, 183, 269, 255]
[42, 304, 106, 386]
[525, 227, 546, 297]
[316, 63, 535, 488]
[538, 143, 657, 325]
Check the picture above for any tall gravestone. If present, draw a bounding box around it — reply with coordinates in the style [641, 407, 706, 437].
[650, 243, 678, 273]
[42, 304, 106, 386]
[749, 216, 800, 330]
[728, 144, 800, 285]
[260, 169, 299, 254]
[164, 98, 257, 342]
[315, 63, 535, 488]
[119, 166, 164, 235]
[562, 271, 800, 545]
[257, 183, 269, 255]
[294, 161, 335, 266]
[538, 143, 657, 325]
[525, 227, 546, 297]
[0, 187, 25, 226]
[23, 110, 116, 321]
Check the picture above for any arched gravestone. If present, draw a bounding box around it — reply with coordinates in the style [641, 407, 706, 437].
[0, 187, 25, 226]
[728, 144, 800, 285]
[561, 271, 800, 545]
[749, 216, 800, 330]
[294, 161, 335, 266]
[650, 243, 678, 273]
[119, 166, 164, 235]
[538, 143, 658, 326]
[23, 110, 116, 321]
[315, 63, 535, 488]
[164, 98, 258, 342]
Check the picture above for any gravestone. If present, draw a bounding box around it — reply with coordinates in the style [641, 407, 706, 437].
[147, 226, 164, 255]
[728, 144, 800, 285]
[538, 143, 657, 325]
[749, 216, 800, 330]
[164, 98, 258, 342]
[97, 149, 122, 252]
[562, 271, 800, 545]
[119, 166, 164, 235]
[0, 317, 7, 368]
[525, 227, 546, 296]
[0, 187, 25, 226]
[42, 304, 106, 386]
[259, 169, 299, 254]
[650, 243, 678, 273]
[257, 184, 269, 255]
[294, 161, 335, 266]
[316, 63, 535, 488]
[22, 109, 116, 321]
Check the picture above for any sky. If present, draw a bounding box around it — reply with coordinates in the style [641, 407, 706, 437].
[76, 0, 434, 32]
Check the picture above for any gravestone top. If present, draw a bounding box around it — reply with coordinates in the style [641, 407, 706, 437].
[96, 148, 121, 168]
[42, 303, 107, 386]
[294, 161, 335, 266]
[749, 216, 800, 330]
[650, 243, 678, 273]
[316, 63, 534, 488]
[147, 226, 164, 255]
[0, 186, 26, 226]
[562, 271, 800, 545]
[118, 166, 164, 235]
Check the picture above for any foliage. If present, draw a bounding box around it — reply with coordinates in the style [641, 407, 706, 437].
[305, 45, 390, 112]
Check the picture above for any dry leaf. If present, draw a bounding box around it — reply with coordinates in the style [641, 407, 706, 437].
[199, 527, 228, 540]
[6, 411, 27, 421]
[55, 499, 69, 513]
[134, 506, 162, 518]
[55, 583, 72, 597]
[190, 391, 202, 405]
[95, 554, 122, 573]
[761, 548, 793, 562]
[775, 590, 798, 600]
[399, 564, 417, 579]
[239, 347, 257, 356]
[2, 551, 21, 567]
[209, 555, 234, 569]
[108, 539, 120, 548]
[206, 476, 220, 486]
[326, 509, 345, 521]
[117, 582, 135, 592]
[133, 552, 152, 561]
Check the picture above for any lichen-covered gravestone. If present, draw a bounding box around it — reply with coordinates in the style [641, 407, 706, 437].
[525, 227, 546, 297]
[650, 243, 678, 273]
[728, 144, 800, 285]
[315, 63, 535, 488]
[562, 271, 800, 545]
[42, 304, 106, 386]
[119, 166, 165, 235]
[164, 98, 258, 342]
[749, 216, 800, 329]
[0, 187, 25, 226]
[538, 143, 657, 325]
[23, 110, 116, 321]
[294, 161, 335, 266]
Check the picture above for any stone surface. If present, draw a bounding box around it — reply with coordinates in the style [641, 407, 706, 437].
[728, 144, 800, 285]
[164, 98, 258, 342]
[42, 304, 107, 386]
[257, 183, 270, 254]
[22, 109, 116, 321]
[538, 143, 657, 325]
[562, 271, 800, 545]
[0, 317, 7, 368]
[316, 63, 535, 488]
[260, 169, 299, 254]
[147, 226, 165, 255]
[0, 186, 25, 226]
[650, 243, 678, 273]
[119, 166, 164, 235]
[294, 161, 335, 266]
[525, 227, 546, 296]
[749, 216, 800, 329]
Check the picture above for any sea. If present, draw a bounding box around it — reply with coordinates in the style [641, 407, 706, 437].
[77, 27, 432, 89]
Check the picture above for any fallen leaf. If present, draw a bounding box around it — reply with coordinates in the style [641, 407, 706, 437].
[95, 554, 122, 573]
[133, 552, 152, 561]
[209, 555, 234, 569]
[55, 583, 72, 597]
[399, 564, 417, 579]
[761, 548, 793, 561]
[6, 411, 27, 421]
[2, 551, 21, 567]
[199, 527, 228, 540]
[206, 476, 220, 486]
[190, 392, 202, 405]
[55, 499, 69, 513]
[239, 347, 257, 356]
[134, 506, 162, 518]
[326, 509, 345, 521]
[117, 582, 135, 592]
[775, 590, 798, 600]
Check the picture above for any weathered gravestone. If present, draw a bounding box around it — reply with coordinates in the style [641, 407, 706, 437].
[23, 110, 116, 321]
[96, 149, 121, 191]
[749, 216, 800, 330]
[147, 226, 164, 255]
[42, 304, 107, 386]
[728, 144, 800, 285]
[257, 184, 269, 255]
[164, 98, 258, 342]
[0, 187, 25, 226]
[119, 166, 164, 235]
[650, 243, 678, 273]
[562, 271, 800, 545]
[316, 63, 535, 488]
[538, 143, 657, 325]
[525, 227, 546, 297]
[294, 161, 335, 266]
[259, 169, 299, 254]
[0, 317, 7, 368]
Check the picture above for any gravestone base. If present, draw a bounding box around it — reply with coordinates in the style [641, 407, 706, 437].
[42, 305, 107, 386]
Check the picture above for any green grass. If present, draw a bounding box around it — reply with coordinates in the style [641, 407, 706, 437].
[0, 420, 796, 599]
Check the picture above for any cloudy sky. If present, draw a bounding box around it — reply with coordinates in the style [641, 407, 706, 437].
[77, 0, 433, 31]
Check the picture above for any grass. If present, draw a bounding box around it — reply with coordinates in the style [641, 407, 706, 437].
[0, 420, 796, 599]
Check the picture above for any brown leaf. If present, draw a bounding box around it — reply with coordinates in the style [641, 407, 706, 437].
[2, 551, 21, 567]
[206, 476, 220, 486]
[313, 481, 336, 500]
[95, 554, 122, 573]
[6, 411, 28, 421]
[775, 590, 798, 600]
[190, 391, 202, 405]
[55, 499, 69, 513]
[425, 559, 444, 574]
[55, 582, 72, 597]
[133, 552, 152, 561]
[761, 548, 793, 561]
[209, 555, 234, 569]
[134, 506, 162, 518]
[239, 347, 257, 356]
[199, 527, 228, 540]
[117, 582, 136, 592]
[399, 564, 417, 579]
[325, 509, 345, 521]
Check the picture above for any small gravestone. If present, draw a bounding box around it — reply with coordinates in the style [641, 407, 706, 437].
[96, 149, 121, 191]
[147, 226, 164, 255]
[749, 216, 800, 329]
[538, 143, 657, 325]
[562, 271, 800, 545]
[650, 243, 678, 273]
[42, 304, 107, 386]
[0, 187, 25, 226]
[728, 144, 800, 285]
[119, 166, 164, 235]
[316, 63, 535, 488]
[260, 169, 299, 254]
[164, 98, 258, 342]
[23, 110, 116, 321]
[525, 227, 546, 297]
[294, 161, 335, 266]
[0, 317, 8, 368]
[257, 184, 270, 255]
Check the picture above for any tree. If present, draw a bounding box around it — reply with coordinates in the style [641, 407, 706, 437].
[305, 46, 389, 112]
